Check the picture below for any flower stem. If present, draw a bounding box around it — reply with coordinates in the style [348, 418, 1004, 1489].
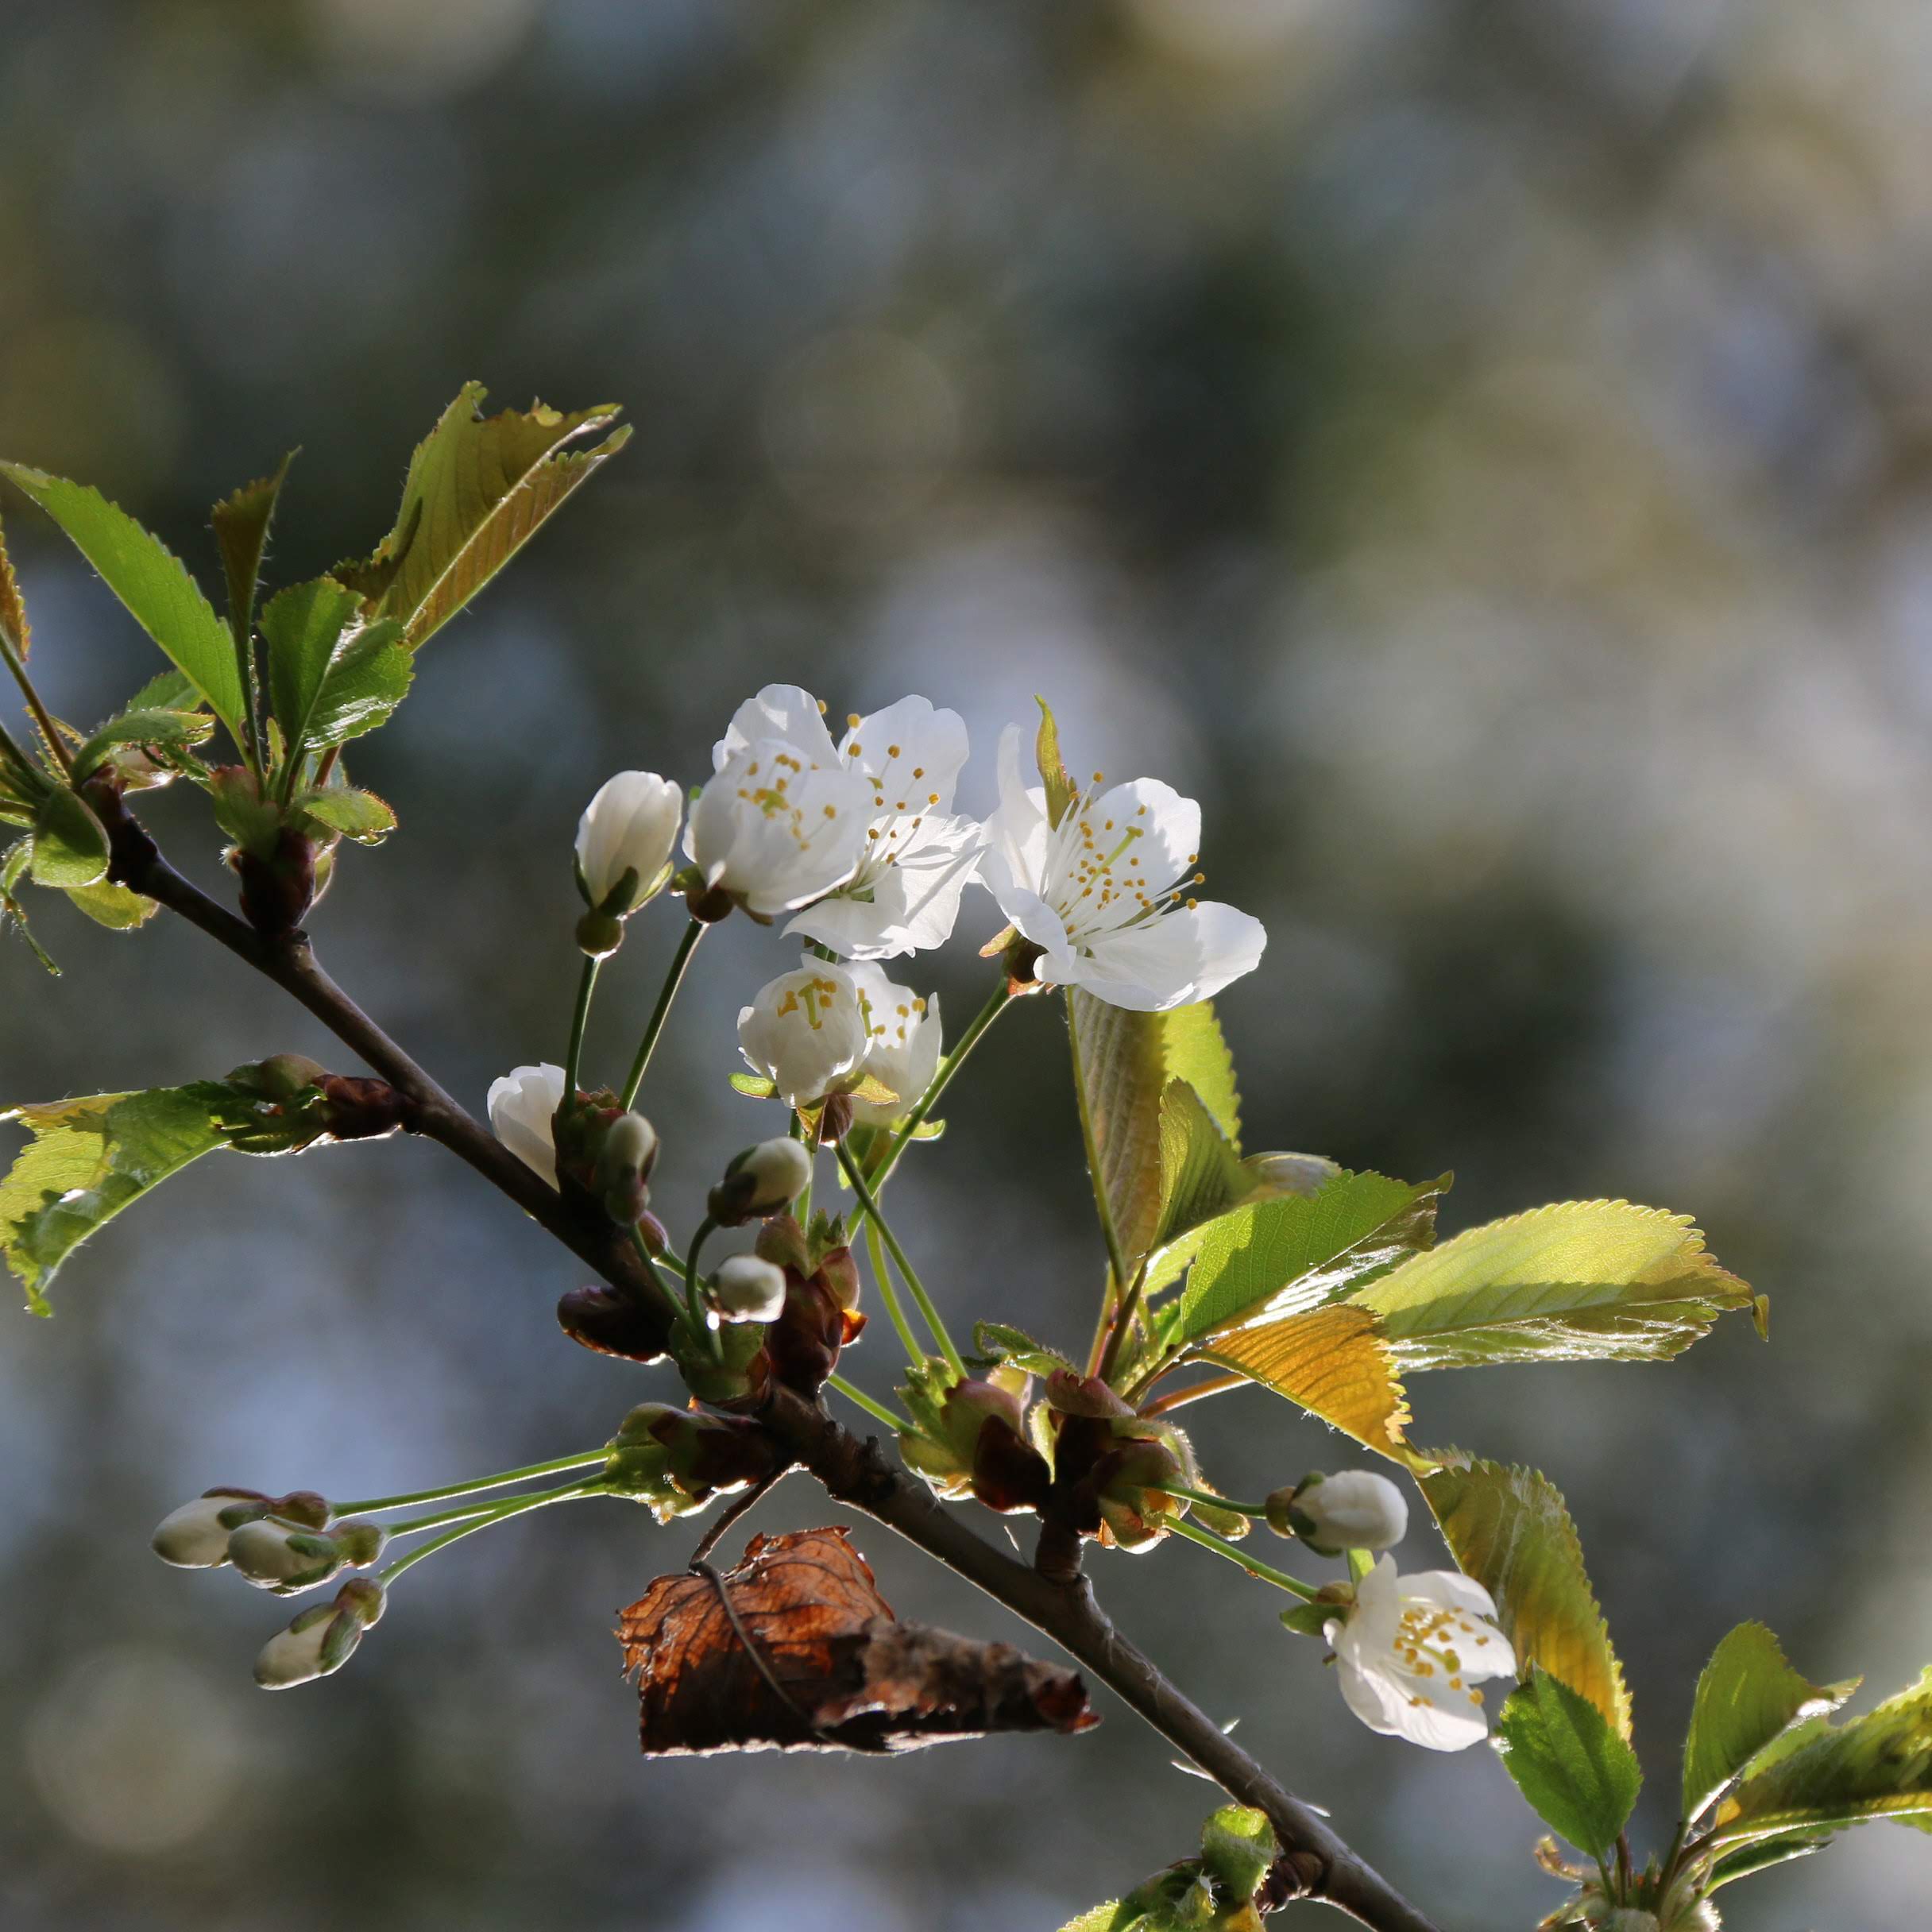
[1161, 1482, 1277, 1520]
[0, 628, 72, 777]
[825, 1372, 909, 1435]
[563, 954, 601, 1099]
[335, 1451, 612, 1516]
[837, 1139, 964, 1378]
[683, 1214, 722, 1358]
[863, 1215, 924, 1368]
[1165, 1515, 1321, 1602]
[869, 978, 1010, 1194]
[620, 918, 704, 1110]
[1065, 989, 1133, 1317]
[376, 1479, 609, 1585]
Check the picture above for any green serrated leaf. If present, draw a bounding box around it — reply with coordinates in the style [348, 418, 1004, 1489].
[262, 577, 413, 760]
[1154, 1080, 1253, 1254]
[1711, 1667, 1932, 1847]
[1350, 1200, 1754, 1371]
[338, 383, 629, 651]
[117, 668, 202, 714]
[1704, 1830, 1833, 1892]
[974, 1320, 1076, 1376]
[292, 786, 396, 844]
[63, 879, 158, 930]
[1420, 1457, 1629, 1737]
[1057, 1904, 1134, 1932]
[211, 450, 295, 647]
[71, 708, 213, 781]
[0, 508, 29, 656]
[0, 1081, 324, 1312]
[1035, 696, 1077, 829]
[1494, 1667, 1641, 1859]
[29, 786, 110, 888]
[1683, 1623, 1859, 1820]
[1179, 1169, 1446, 1343]
[0, 464, 245, 740]
[1069, 991, 1244, 1271]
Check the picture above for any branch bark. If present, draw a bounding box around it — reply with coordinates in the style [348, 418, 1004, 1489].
[110, 812, 1442, 1932]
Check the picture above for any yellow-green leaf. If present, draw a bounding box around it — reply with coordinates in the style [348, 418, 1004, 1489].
[29, 787, 110, 888]
[1351, 1200, 1753, 1371]
[1202, 1304, 1411, 1457]
[1419, 1455, 1630, 1737]
[0, 508, 29, 656]
[63, 879, 158, 930]
[338, 383, 629, 650]
[1153, 1080, 1252, 1254]
[210, 451, 295, 644]
[1034, 695, 1076, 829]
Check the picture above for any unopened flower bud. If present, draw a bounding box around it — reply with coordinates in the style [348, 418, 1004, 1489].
[576, 771, 682, 917]
[231, 1055, 327, 1102]
[594, 1111, 659, 1223]
[487, 1063, 568, 1185]
[228, 1517, 337, 1590]
[151, 1488, 269, 1567]
[709, 1136, 813, 1225]
[816, 1242, 860, 1312]
[711, 1254, 787, 1323]
[253, 1578, 384, 1690]
[605, 1402, 777, 1522]
[1266, 1470, 1408, 1555]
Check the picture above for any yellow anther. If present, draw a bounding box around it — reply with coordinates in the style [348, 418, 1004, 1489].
[848, 713, 862, 728]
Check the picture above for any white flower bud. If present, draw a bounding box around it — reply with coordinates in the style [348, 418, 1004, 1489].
[737, 957, 868, 1110]
[227, 1516, 344, 1593]
[151, 1491, 261, 1567]
[711, 1254, 788, 1323]
[254, 1607, 341, 1689]
[1280, 1470, 1408, 1554]
[486, 1063, 567, 1184]
[711, 1136, 814, 1224]
[576, 771, 683, 915]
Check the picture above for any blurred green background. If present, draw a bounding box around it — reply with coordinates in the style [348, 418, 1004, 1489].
[3, 2, 1930, 1926]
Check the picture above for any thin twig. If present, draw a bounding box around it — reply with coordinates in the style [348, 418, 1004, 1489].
[687, 1465, 790, 1571]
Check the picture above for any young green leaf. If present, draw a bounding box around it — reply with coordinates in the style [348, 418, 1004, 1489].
[974, 1321, 1077, 1376]
[1350, 1200, 1753, 1371]
[29, 786, 110, 888]
[0, 1081, 326, 1313]
[62, 878, 158, 931]
[1420, 1455, 1630, 1737]
[335, 383, 629, 650]
[210, 451, 295, 646]
[1180, 1169, 1447, 1343]
[115, 667, 202, 713]
[71, 708, 213, 782]
[261, 577, 412, 762]
[1711, 1667, 1932, 1847]
[1494, 1667, 1641, 1859]
[0, 465, 245, 740]
[1153, 1080, 1252, 1254]
[1068, 991, 1244, 1269]
[1198, 1803, 1277, 1900]
[0, 508, 29, 656]
[292, 786, 396, 844]
[1034, 695, 1077, 829]
[1683, 1623, 1858, 1820]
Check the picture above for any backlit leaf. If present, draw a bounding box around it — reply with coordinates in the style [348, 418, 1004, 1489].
[63, 879, 158, 930]
[0, 508, 29, 655]
[1683, 1623, 1858, 1820]
[292, 786, 396, 844]
[262, 578, 412, 759]
[0, 465, 245, 739]
[1201, 1304, 1410, 1457]
[1420, 1456, 1629, 1737]
[1153, 1080, 1252, 1254]
[338, 382, 629, 650]
[1351, 1200, 1753, 1371]
[71, 708, 213, 781]
[1495, 1667, 1641, 1858]
[29, 786, 110, 888]
[210, 451, 294, 645]
[1034, 696, 1076, 829]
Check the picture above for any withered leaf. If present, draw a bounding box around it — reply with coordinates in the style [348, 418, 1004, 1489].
[617, 1526, 1099, 1756]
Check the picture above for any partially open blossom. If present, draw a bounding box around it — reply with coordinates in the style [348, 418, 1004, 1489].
[845, 960, 941, 1126]
[254, 1577, 384, 1690]
[487, 1063, 568, 1184]
[978, 724, 1266, 1010]
[1269, 1470, 1408, 1555]
[686, 690, 873, 916]
[576, 771, 682, 915]
[1323, 1557, 1516, 1752]
[711, 1254, 787, 1323]
[151, 1489, 269, 1567]
[749, 692, 985, 960]
[709, 1135, 814, 1225]
[737, 957, 869, 1109]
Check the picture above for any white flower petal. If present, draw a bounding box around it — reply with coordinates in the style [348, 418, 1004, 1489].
[845, 963, 941, 1126]
[978, 724, 1050, 903]
[1068, 901, 1267, 1010]
[576, 771, 682, 910]
[688, 740, 872, 915]
[736, 958, 870, 1109]
[713, 682, 840, 771]
[837, 697, 970, 814]
[487, 1064, 566, 1183]
[789, 813, 984, 959]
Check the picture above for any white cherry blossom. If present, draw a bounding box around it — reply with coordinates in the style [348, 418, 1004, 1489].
[487, 1063, 568, 1184]
[978, 724, 1266, 1010]
[737, 956, 870, 1110]
[1323, 1557, 1517, 1752]
[1283, 1470, 1408, 1555]
[846, 960, 941, 1127]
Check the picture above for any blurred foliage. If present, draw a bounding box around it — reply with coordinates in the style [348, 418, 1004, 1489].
[5, 1, 1932, 1927]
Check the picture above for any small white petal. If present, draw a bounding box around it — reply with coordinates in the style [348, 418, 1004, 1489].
[737, 958, 870, 1109]
[1070, 902, 1267, 1010]
[487, 1064, 567, 1184]
[837, 696, 970, 813]
[844, 963, 941, 1126]
[714, 683, 840, 771]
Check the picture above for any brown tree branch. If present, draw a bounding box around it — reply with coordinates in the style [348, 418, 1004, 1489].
[108, 811, 1442, 1932]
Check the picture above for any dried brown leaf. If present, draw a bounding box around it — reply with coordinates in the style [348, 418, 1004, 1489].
[617, 1526, 1099, 1755]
